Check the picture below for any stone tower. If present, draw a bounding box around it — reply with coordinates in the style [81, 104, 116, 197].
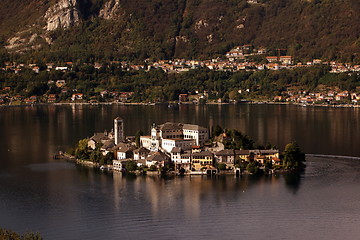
[114, 117, 124, 145]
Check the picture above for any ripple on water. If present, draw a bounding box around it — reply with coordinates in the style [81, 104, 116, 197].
[27, 162, 75, 172]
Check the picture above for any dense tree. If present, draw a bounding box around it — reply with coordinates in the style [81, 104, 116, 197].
[90, 150, 103, 163]
[212, 125, 223, 138]
[282, 142, 306, 170]
[0, 228, 42, 240]
[135, 130, 144, 148]
[125, 160, 138, 172]
[1, 65, 360, 103]
[217, 163, 227, 171]
[246, 161, 259, 175]
[223, 129, 256, 150]
[149, 165, 158, 171]
[75, 138, 90, 160]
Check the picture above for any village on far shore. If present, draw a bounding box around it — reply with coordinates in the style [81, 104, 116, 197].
[2, 43, 360, 107]
[60, 117, 305, 176]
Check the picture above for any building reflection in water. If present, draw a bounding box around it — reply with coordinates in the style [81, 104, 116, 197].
[111, 173, 286, 219]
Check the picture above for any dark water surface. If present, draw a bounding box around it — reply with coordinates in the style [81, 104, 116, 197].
[1, 104, 360, 239]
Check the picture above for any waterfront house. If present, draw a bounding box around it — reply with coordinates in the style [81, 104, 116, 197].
[71, 93, 84, 101]
[255, 155, 266, 165]
[180, 152, 191, 164]
[235, 150, 250, 161]
[271, 157, 282, 166]
[191, 151, 213, 171]
[171, 147, 182, 163]
[47, 94, 56, 103]
[113, 160, 124, 171]
[145, 151, 170, 168]
[215, 149, 236, 168]
[256, 149, 280, 159]
[116, 143, 135, 160]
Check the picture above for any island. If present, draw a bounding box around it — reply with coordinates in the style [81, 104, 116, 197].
[61, 117, 305, 176]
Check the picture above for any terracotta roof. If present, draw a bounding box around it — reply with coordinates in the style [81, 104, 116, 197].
[90, 133, 108, 143]
[159, 122, 183, 131]
[134, 147, 150, 154]
[183, 124, 207, 131]
[147, 151, 169, 162]
[235, 150, 250, 155]
[216, 149, 235, 156]
[192, 151, 213, 157]
[171, 147, 182, 153]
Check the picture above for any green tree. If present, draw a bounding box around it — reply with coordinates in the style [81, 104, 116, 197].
[246, 161, 259, 174]
[282, 142, 306, 170]
[217, 162, 227, 170]
[179, 167, 186, 175]
[90, 150, 102, 163]
[125, 160, 138, 172]
[0, 228, 42, 240]
[135, 130, 144, 148]
[75, 138, 90, 160]
[149, 164, 158, 171]
[103, 152, 114, 165]
[212, 124, 223, 138]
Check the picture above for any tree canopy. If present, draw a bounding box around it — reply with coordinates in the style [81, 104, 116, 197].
[282, 142, 306, 170]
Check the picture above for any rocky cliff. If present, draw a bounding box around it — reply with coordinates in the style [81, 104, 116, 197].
[99, 0, 122, 19]
[44, 0, 81, 31]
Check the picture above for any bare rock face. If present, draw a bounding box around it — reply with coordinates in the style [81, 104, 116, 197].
[99, 0, 121, 19]
[5, 28, 50, 53]
[44, 0, 80, 31]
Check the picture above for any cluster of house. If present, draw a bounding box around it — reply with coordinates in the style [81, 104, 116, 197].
[0, 80, 135, 105]
[2, 45, 360, 76]
[86, 118, 280, 174]
[274, 88, 360, 104]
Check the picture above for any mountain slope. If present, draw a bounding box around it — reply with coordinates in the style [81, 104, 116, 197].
[1, 0, 359, 62]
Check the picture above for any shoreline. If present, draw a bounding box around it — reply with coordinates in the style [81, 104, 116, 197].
[61, 153, 360, 177]
[1, 101, 359, 109]
[58, 152, 302, 177]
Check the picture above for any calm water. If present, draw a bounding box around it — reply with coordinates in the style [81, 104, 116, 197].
[1, 104, 360, 239]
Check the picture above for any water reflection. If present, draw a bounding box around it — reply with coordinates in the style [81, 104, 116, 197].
[110, 173, 292, 219]
[2, 105, 360, 239]
[283, 172, 303, 194]
[53, 104, 360, 156]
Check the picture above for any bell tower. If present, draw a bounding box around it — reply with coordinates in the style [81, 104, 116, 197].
[114, 117, 124, 145]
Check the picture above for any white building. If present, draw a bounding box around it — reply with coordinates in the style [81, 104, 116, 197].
[133, 147, 150, 160]
[182, 124, 209, 146]
[170, 148, 192, 164]
[161, 138, 196, 153]
[116, 144, 134, 160]
[140, 122, 209, 153]
[113, 160, 123, 171]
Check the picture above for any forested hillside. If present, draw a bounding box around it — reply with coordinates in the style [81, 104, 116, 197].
[0, 0, 359, 62]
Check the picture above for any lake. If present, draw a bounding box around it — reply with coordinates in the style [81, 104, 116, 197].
[1, 104, 360, 239]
